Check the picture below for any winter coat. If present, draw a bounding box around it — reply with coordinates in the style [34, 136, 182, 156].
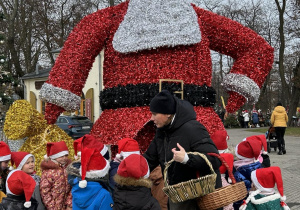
[0, 194, 38, 210]
[109, 161, 120, 190]
[244, 193, 289, 210]
[30, 174, 45, 210]
[252, 113, 259, 124]
[271, 106, 288, 127]
[40, 159, 72, 210]
[243, 113, 250, 122]
[70, 177, 113, 210]
[149, 166, 168, 210]
[221, 176, 234, 210]
[113, 174, 160, 210]
[66, 159, 113, 210]
[144, 97, 222, 188]
[234, 161, 262, 191]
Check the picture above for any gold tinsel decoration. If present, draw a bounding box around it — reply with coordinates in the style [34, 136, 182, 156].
[4, 100, 74, 175]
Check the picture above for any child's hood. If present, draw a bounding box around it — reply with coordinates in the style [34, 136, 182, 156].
[114, 174, 152, 188]
[40, 159, 71, 170]
[71, 178, 106, 208]
[274, 106, 286, 113]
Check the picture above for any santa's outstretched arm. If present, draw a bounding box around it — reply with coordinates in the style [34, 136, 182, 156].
[194, 6, 274, 113]
[39, 6, 116, 124]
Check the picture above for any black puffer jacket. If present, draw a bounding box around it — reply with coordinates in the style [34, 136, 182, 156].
[144, 97, 222, 188]
[0, 194, 38, 210]
[113, 174, 161, 210]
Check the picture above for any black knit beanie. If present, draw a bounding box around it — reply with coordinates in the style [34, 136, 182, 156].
[150, 90, 176, 114]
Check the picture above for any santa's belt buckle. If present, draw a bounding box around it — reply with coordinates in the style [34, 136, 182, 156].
[159, 79, 184, 99]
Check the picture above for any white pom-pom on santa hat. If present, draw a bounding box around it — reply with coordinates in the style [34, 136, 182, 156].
[24, 201, 32, 208]
[79, 180, 87, 188]
[9, 166, 14, 170]
[6, 170, 36, 209]
[117, 138, 140, 159]
[115, 153, 121, 159]
[251, 166, 288, 206]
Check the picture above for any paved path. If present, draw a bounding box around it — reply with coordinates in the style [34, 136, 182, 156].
[226, 128, 300, 210]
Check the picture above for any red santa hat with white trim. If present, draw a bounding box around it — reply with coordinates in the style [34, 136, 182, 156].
[0, 141, 11, 162]
[210, 130, 229, 153]
[242, 167, 289, 210]
[11, 151, 34, 170]
[6, 170, 36, 208]
[116, 138, 140, 159]
[80, 134, 109, 159]
[117, 154, 150, 179]
[45, 141, 69, 160]
[246, 135, 268, 155]
[73, 136, 83, 160]
[235, 139, 261, 160]
[79, 146, 110, 188]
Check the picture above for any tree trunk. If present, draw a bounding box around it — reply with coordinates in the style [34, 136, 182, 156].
[288, 56, 300, 126]
[275, 0, 290, 103]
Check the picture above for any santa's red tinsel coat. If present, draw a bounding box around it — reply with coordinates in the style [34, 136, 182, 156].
[40, 1, 274, 153]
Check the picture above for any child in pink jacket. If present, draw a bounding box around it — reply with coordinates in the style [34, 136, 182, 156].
[40, 141, 72, 210]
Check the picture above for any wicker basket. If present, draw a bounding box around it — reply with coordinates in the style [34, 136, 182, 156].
[162, 152, 217, 203]
[197, 153, 248, 210]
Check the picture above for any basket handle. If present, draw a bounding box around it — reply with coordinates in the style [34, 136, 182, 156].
[207, 153, 237, 184]
[163, 152, 216, 187]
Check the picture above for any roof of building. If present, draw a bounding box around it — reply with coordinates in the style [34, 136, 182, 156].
[21, 67, 51, 80]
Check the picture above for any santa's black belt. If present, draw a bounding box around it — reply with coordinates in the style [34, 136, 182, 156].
[100, 83, 216, 110]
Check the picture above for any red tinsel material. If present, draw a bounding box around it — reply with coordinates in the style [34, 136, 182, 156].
[44, 1, 273, 147]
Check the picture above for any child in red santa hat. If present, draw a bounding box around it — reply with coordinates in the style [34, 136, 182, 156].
[113, 154, 160, 210]
[68, 141, 113, 210]
[0, 170, 38, 209]
[233, 138, 264, 209]
[67, 134, 112, 198]
[245, 135, 270, 168]
[239, 166, 290, 210]
[40, 141, 72, 210]
[109, 137, 140, 189]
[10, 151, 45, 210]
[0, 142, 11, 196]
[211, 130, 234, 210]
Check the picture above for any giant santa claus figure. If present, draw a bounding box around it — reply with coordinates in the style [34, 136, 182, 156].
[40, 0, 273, 152]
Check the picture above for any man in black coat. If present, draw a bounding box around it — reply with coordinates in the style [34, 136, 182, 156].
[144, 90, 222, 210]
